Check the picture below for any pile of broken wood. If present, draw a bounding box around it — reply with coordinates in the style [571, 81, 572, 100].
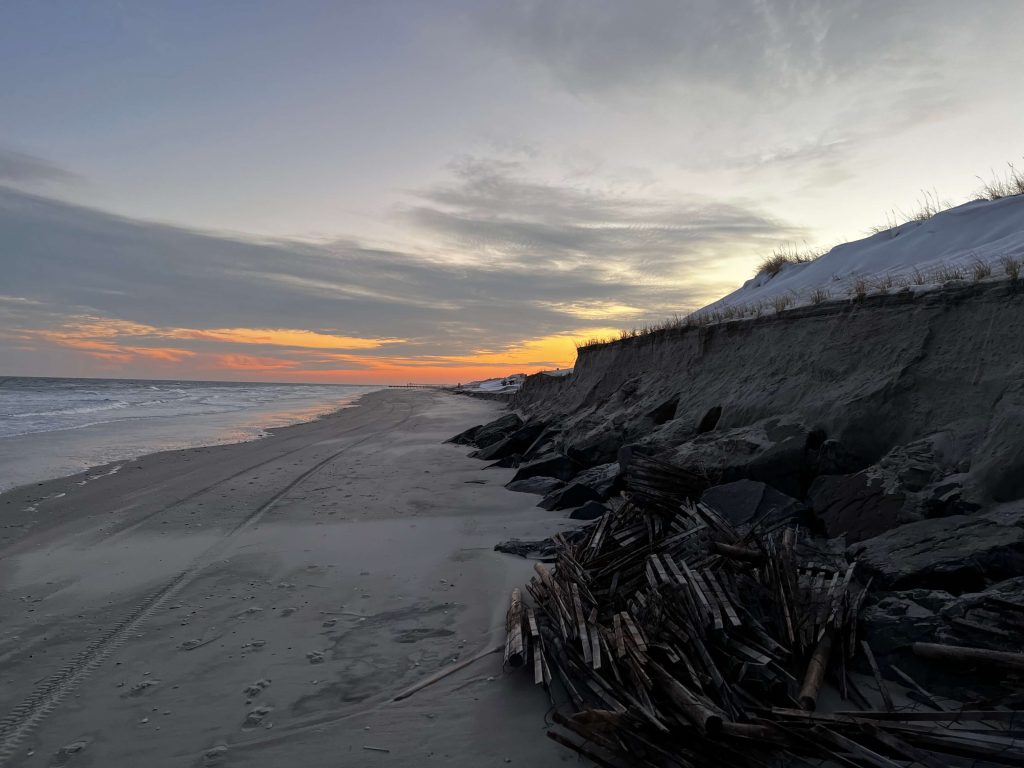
[502, 479, 1024, 766]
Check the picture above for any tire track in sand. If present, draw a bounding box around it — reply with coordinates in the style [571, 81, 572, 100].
[0, 398, 415, 765]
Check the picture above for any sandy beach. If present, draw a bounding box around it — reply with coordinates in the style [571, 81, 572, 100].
[0, 389, 576, 767]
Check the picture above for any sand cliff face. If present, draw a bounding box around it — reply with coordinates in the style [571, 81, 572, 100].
[515, 280, 1024, 508]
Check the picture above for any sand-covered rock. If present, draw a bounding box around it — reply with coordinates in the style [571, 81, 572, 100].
[471, 414, 523, 448]
[538, 481, 602, 511]
[506, 476, 564, 495]
[848, 502, 1024, 591]
[568, 500, 609, 520]
[570, 462, 622, 498]
[510, 454, 579, 483]
[701, 479, 806, 529]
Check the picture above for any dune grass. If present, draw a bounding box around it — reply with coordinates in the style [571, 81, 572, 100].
[575, 159, 1024, 353]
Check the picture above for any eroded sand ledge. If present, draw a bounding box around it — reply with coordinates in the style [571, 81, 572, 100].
[0, 390, 574, 767]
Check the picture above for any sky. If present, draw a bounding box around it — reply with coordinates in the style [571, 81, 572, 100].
[2, 0, 1023, 384]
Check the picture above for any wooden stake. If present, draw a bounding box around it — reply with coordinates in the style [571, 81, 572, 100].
[798, 630, 833, 711]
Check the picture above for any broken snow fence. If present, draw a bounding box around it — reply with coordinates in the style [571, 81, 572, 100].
[498, 457, 1024, 767]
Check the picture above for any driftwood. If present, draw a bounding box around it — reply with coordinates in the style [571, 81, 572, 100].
[495, 452, 1024, 768]
[912, 640, 1024, 673]
[393, 646, 502, 701]
[504, 588, 526, 668]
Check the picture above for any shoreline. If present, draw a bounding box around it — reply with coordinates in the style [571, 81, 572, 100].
[0, 384, 384, 495]
[0, 388, 574, 767]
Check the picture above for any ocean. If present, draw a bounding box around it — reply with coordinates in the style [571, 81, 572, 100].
[0, 377, 381, 492]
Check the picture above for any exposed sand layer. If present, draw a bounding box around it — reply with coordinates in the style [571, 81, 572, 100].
[515, 279, 1024, 500]
[0, 390, 575, 767]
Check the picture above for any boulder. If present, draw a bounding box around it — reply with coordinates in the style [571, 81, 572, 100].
[485, 454, 521, 469]
[570, 462, 622, 499]
[848, 502, 1024, 593]
[569, 501, 609, 521]
[810, 436, 970, 542]
[668, 419, 836, 499]
[446, 424, 482, 445]
[511, 455, 580, 483]
[506, 476, 564, 496]
[473, 421, 546, 461]
[539, 482, 603, 511]
[473, 414, 524, 449]
[808, 473, 905, 543]
[473, 435, 517, 461]
[521, 427, 558, 461]
[861, 591, 949, 656]
[565, 428, 623, 468]
[701, 479, 807, 530]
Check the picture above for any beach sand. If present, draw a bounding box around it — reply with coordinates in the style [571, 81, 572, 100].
[0, 389, 576, 767]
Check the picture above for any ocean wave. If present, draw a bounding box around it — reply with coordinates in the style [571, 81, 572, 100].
[6, 400, 130, 419]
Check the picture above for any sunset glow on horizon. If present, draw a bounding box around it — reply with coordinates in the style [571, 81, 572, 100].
[3, 2, 1023, 384]
[3, 310, 616, 384]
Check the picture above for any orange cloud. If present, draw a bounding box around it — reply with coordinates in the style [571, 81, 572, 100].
[215, 354, 302, 371]
[168, 327, 401, 350]
[16, 314, 611, 384]
[32, 332, 196, 364]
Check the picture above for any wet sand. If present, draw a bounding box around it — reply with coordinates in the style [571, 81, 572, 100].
[0, 389, 576, 767]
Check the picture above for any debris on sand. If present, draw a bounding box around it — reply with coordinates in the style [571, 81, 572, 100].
[501, 489, 1024, 766]
[124, 678, 160, 697]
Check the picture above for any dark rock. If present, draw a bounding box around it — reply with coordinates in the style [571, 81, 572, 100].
[701, 479, 807, 529]
[565, 429, 623, 468]
[810, 437, 973, 542]
[569, 501, 609, 521]
[446, 424, 482, 445]
[511, 455, 580, 483]
[485, 454, 521, 469]
[810, 437, 863, 476]
[473, 414, 524, 448]
[923, 475, 980, 518]
[861, 591, 949, 656]
[506, 476, 564, 496]
[848, 502, 1024, 593]
[539, 482, 602, 511]
[809, 473, 905, 543]
[521, 426, 558, 461]
[508, 420, 547, 447]
[473, 435, 518, 461]
[571, 462, 622, 499]
[473, 421, 546, 461]
[668, 419, 825, 499]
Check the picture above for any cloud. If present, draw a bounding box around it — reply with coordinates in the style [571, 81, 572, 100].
[408, 156, 795, 279]
[0, 149, 79, 186]
[1, 157, 796, 380]
[474, 1, 1020, 99]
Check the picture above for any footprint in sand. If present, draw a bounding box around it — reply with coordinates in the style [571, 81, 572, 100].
[124, 678, 160, 697]
[243, 705, 273, 728]
[204, 744, 229, 765]
[244, 679, 271, 703]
